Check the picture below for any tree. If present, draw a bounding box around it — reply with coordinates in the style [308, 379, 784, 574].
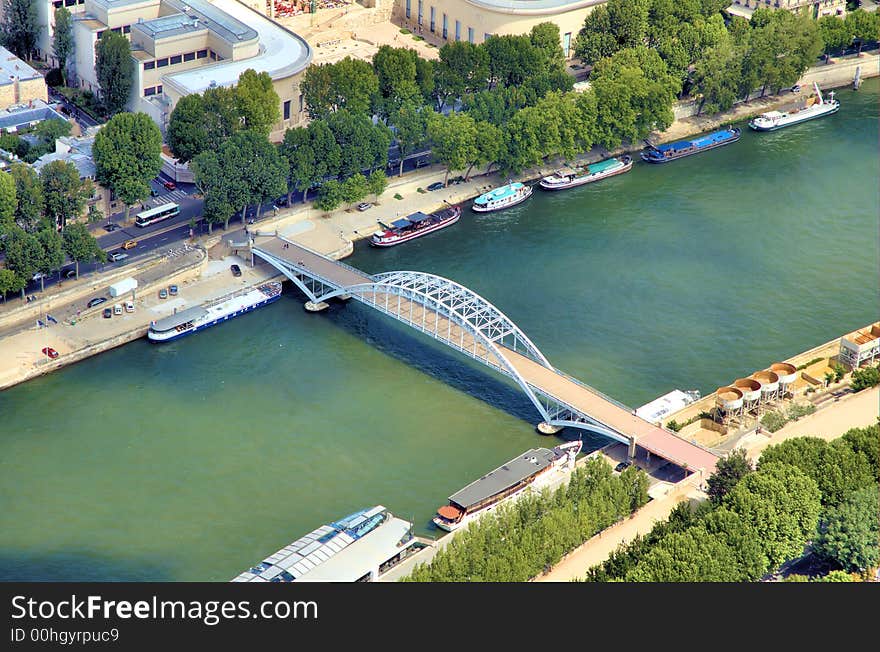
[326, 110, 391, 177]
[62, 222, 104, 278]
[851, 365, 880, 392]
[40, 160, 91, 230]
[818, 15, 854, 60]
[300, 57, 378, 119]
[235, 68, 281, 137]
[35, 118, 72, 146]
[95, 30, 133, 115]
[35, 228, 64, 290]
[52, 6, 74, 85]
[484, 34, 542, 89]
[3, 227, 41, 296]
[340, 173, 370, 209]
[846, 10, 880, 55]
[1, 0, 40, 60]
[191, 150, 233, 234]
[465, 120, 502, 180]
[367, 169, 387, 202]
[434, 41, 490, 110]
[814, 486, 879, 573]
[841, 425, 879, 478]
[0, 171, 16, 227]
[0, 267, 26, 302]
[203, 85, 242, 144]
[167, 94, 210, 163]
[280, 127, 313, 205]
[236, 131, 287, 220]
[707, 448, 752, 504]
[574, 6, 619, 65]
[93, 112, 163, 219]
[625, 527, 742, 581]
[692, 36, 744, 115]
[496, 106, 544, 175]
[313, 179, 343, 213]
[390, 101, 428, 177]
[427, 112, 477, 185]
[372, 45, 421, 119]
[10, 163, 43, 232]
[307, 119, 342, 195]
[530, 22, 566, 74]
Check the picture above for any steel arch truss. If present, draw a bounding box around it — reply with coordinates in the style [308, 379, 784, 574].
[531, 387, 632, 445]
[254, 248, 337, 304]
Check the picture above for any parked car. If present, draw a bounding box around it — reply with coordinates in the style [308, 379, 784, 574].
[230, 264, 242, 277]
[357, 202, 371, 212]
[41, 346, 59, 359]
[108, 252, 128, 262]
[113, 303, 123, 315]
[614, 461, 632, 473]
[122, 240, 137, 250]
[87, 297, 107, 308]
[168, 284, 178, 296]
[102, 307, 112, 318]
[163, 180, 176, 191]
[31, 272, 46, 282]
[158, 288, 168, 299]
[64, 269, 77, 279]
[427, 182, 445, 191]
[103, 223, 120, 232]
[124, 300, 134, 313]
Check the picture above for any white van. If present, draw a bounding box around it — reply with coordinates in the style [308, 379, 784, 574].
[113, 303, 123, 315]
[124, 300, 134, 313]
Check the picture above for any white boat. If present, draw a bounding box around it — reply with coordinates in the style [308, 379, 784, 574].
[472, 182, 533, 213]
[539, 156, 633, 190]
[748, 82, 839, 131]
[432, 440, 582, 532]
[147, 281, 282, 342]
[231, 506, 423, 583]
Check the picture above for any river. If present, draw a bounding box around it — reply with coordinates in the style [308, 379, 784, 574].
[1, 79, 876, 581]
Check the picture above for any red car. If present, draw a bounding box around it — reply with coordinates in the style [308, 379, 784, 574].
[163, 180, 176, 190]
[41, 347, 59, 359]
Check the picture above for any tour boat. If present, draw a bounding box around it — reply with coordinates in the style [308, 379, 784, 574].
[432, 440, 582, 532]
[231, 506, 422, 583]
[472, 182, 533, 212]
[640, 128, 741, 163]
[147, 282, 282, 342]
[749, 82, 839, 131]
[370, 205, 461, 247]
[539, 155, 633, 190]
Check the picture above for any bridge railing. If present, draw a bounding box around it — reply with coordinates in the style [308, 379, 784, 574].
[550, 368, 634, 414]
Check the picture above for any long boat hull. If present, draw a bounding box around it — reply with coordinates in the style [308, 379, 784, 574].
[748, 103, 839, 131]
[539, 157, 633, 191]
[148, 291, 282, 343]
[370, 209, 461, 247]
[641, 128, 741, 164]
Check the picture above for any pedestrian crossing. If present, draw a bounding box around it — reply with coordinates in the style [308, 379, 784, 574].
[156, 189, 189, 203]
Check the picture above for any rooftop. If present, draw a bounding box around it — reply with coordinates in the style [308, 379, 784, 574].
[161, 0, 311, 95]
[0, 46, 43, 84]
[464, 0, 606, 15]
[133, 14, 210, 41]
[449, 448, 558, 509]
[0, 100, 67, 133]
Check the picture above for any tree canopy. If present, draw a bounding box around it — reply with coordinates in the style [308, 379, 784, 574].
[814, 486, 879, 573]
[1, 0, 41, 61]
[95, 30, 134, 115]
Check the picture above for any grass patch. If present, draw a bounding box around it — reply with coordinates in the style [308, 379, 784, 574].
[400, 28, 411, 34]
[797, 357, 824, 371]
[417, 187, 426, 193]
[413, 36, 424, 41]
[393, 193, 403, 200]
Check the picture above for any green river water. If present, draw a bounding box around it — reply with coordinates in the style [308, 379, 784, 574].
[1, 80, 877, 581]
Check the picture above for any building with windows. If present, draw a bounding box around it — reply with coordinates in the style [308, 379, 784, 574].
[393, 0, 605, 58]
[726, 0, 846, 20]
[69, 0, 312, 139]
[0, 47, 49, 110]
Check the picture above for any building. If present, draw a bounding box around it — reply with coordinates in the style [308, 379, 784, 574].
[0, 99, 66, 133]
[0, 47, 49, 110]
[727, 0, 846, 20]
[393, 0, 605, 58]
[70, 0, 312, 139]
[838, 322, 880, 369]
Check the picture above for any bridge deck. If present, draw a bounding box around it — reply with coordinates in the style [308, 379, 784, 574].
[256, 237, 370, 287]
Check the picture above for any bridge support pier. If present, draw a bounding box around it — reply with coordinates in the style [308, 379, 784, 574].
[537, 422, 563, 435]
[338, 293, 352, 301]
[305, 301, 329, 312]
[627, 437, 637, 461]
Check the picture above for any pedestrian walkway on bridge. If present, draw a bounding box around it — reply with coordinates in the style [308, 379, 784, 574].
[251, 235, 718, 478]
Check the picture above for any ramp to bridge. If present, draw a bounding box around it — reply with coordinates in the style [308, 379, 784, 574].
[255, 237, 369, 287]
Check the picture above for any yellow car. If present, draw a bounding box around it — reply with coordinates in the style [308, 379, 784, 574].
[122, 240, 137, 250]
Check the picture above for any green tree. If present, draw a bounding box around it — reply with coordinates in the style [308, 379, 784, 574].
[1, 0, 40, 60]
[327, 110, 391, 177]
[841, 425, 879, 478]
[427, 112, 477, 185]
[40, 160, 91, 230]
[815, 570, 855, 582]
[300, 57, 378, 119]
[95, 30, 133, 115]
[52, 6, 74, 85]
[372, 45, 421, 119]
[0, 267, 26, 302]
[10, 163, 43, 233]
[464, 120, 502, 180]
[496, 106, 544, 174]
[846, 10, 880, 54]
[574, 6, 619, 65]
[818, 15, 854, 60]
[851, 365, 880, 392]
[35, 118, 72, 147]
[167, 94, 210, 163]
[313, 179, 343, 213]
[61, 222, 105, 278]
[191, 150, 233, 234]
[307, 119, 342, 192]
[814, 486, 879, 573]
[434, 41, 490, 110]
[625, 527, 742, 581]
[0, 171, 16, 227]
[390, 101, 428, 177]
[340, 173, 370, 209]
[203, 85, 242, 144]
[235, 68, 281, 137]
[707, 448, 752, 504]
[93, 112, 163, 220]
[367, 169, 387, 202]
[35, 227, 65, 290]
[3, 227, 41, 295]
[280, 126, 313, 205]
[238, 131, 287, 220]
[530, 22, 566, 74]
[484, 34, 542, 89]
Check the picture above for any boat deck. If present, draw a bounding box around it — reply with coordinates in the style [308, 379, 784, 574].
[476, 183, 525, 203]
[449, 448, 558, 509]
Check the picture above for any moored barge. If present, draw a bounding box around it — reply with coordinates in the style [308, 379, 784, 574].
[640, 128, 741, 163]
[370, 205, 461, 247]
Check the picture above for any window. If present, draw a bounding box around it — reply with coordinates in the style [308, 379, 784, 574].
[209, 51, 217, 60]
[144, 86, 156, 96]
[299, 93, 304, 113]
[405, 0, 410, 19]
[455, 20, 460, 42]
[468, 27, 474, 44]
[111, 27, 121, 34]
[156, 85, 162, 94]
[54, 1, 63, 8]
[430, 7, 435, 33]
[197, 49, 208, 59]
[97, 30, 105, 39]
[123, 25, 131, 34]
[417, 0, 423, 25]
[64, 0, 74, 5]
[157, 58, 169, 68]
[442, 14, 447, 39]
[563, 32, 571, 58]
[484, 33, 492, 42]
[183, 52, 195, 62]
[144, 61, 155, 70]
[170, 55, 182, 65]
[283, 100, 291, 120]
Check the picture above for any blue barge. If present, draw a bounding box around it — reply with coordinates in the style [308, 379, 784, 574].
[640, 128, 741, 163]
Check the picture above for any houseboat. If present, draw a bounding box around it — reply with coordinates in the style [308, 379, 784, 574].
[640, 128, 741, 163]
[370, 205, 461, 247]
[472, 182, 533, 212]
[749, 82, 839, 131]
[539, 156, 633, 190]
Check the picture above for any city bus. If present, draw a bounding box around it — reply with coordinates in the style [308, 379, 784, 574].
[135, 202, 180, 228]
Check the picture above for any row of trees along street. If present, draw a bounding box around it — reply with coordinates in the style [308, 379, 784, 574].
[584, 425, 879, 582]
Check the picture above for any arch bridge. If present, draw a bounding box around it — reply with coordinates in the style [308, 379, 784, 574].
[251, 235, 717, 476]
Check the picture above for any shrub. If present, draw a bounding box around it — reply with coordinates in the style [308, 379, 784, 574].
[797, 357, 824, 371]
[851, 365, 880, 392]
[787, 403, 816, 421]
[666, 419, 681, 432]
[400, 28, 411, 34]
[45, 68, 64, 87]
[761, 410, 788, 433]
[394, 193, 403, 200]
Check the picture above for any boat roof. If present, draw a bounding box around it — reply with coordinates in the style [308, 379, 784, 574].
[407, 211, 432, 223]
[587, 158, 621, 173]
[231, 506, 405, 582]
[391, 218, 411, 228]
[476, 182, 524, 202]
[760, 111, 784, 118]
[655, 129, 734, 152]
[151, 306, 207, 331]
[449, 448, 557, 509]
